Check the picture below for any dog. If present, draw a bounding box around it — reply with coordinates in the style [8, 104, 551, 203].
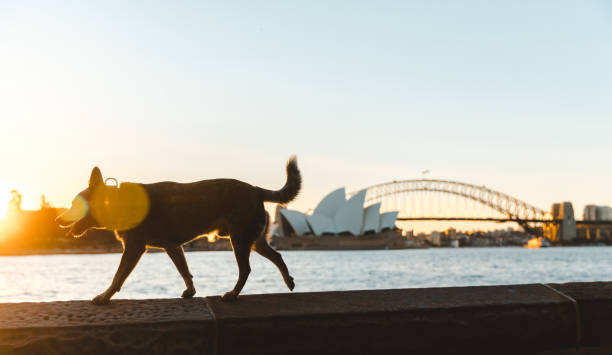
[57, 156, 301, 304]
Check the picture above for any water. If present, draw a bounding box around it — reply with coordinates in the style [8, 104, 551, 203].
[1, 247, 611, 303]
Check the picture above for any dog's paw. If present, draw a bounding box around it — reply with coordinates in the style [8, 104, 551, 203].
[181, 287, 196, 298]
[91, 294, 111, 306]
[221, 291, 238, 302]
[285, 276, 295, 291]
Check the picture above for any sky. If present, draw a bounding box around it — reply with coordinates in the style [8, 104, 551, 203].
[1, 1, 611, 231]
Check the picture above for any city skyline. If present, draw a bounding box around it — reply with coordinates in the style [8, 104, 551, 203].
[1, 1, 611, 232]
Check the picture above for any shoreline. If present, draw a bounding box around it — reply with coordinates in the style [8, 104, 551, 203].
[2, 244, 610, 257]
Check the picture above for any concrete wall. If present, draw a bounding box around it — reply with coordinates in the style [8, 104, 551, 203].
[3, 282, 612, 354]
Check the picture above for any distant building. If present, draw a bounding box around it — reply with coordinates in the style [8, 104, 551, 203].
[583, 205, 612, 221]
[274, 187, 398, 237]
[7, 190, 22, 216]
[430, 231, 441, 246]
[447, 228, 457, 240]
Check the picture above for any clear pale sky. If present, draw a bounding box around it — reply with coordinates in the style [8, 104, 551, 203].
[1, 1, 611, 231]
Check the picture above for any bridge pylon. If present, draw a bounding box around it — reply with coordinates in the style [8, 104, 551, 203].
[543, 202, 576, 242]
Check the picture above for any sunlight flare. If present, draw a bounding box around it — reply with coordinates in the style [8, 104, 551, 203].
[0, 183, 12, 218]
[90, 183, 150, 231]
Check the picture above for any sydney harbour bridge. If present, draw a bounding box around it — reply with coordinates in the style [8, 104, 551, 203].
[349, 179, 610, 241]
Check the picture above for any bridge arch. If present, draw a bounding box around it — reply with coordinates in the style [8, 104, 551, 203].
[350, 179, 549, 222]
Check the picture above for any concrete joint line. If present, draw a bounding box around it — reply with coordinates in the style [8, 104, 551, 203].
[205, 300, 219, 355]
[542, 283, 582, 349]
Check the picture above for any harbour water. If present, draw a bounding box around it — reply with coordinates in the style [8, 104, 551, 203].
[1, 246, 611, 303]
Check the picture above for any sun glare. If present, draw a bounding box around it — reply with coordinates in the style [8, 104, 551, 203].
[0, 183, 13, 242]
[0, 183, 11, 219]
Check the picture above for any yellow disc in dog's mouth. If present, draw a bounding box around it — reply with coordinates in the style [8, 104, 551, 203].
[90, 183, 150, 231]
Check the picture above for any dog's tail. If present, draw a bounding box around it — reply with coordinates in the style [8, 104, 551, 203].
[258, 156, 302, 204]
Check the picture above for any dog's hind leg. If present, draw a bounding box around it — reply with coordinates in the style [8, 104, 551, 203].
[222, 236, 253, 302]
[253, 237, 295, 291]
[92, 241, 146, 305]
[165, 246, 196, 298]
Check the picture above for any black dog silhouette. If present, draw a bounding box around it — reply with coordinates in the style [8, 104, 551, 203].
[57, 157, 301, 304]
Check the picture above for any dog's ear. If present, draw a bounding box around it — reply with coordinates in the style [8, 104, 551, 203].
[89, 167, 103, 189]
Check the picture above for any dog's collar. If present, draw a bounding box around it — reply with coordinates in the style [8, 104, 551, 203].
[105, 177, 119, 187]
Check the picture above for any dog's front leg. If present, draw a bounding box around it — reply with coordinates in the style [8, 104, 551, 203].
[165, 246, 196, 298]
[92, 242, 146, 305]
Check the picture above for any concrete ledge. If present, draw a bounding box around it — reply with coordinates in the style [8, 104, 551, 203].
[207, 285, 576, 354]
[1, 282, 612, 354]
[548, 282, 612, 348]
[0, 298, 213, 355]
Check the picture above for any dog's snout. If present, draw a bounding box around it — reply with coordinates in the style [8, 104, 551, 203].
[55, 208, 68, 222]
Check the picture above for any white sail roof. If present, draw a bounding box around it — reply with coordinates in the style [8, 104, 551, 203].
[362, 203, 381, 233]
[306, 214, 334, 236]
[380, 211, 399, 230]
[334, 190, 366, 236]
[277, 187, 399, 237]
[313, 187, 346, 218]
[279, 209, 311, 235]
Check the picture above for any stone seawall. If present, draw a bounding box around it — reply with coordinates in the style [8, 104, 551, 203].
[268, 230, 413, 250]
[2, 282, 612, 354]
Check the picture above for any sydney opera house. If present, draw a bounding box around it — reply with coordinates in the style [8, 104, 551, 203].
[273, 187, 399, 237]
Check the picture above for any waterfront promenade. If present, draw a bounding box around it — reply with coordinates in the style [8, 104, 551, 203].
[2, 281, 612, 354]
